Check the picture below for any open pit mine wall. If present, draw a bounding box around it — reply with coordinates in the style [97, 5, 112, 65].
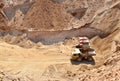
[3, 2, 34, 20]
[0, 0, 119, 45]
[27, 27, 107, 45]
[0, 25, 107, 45]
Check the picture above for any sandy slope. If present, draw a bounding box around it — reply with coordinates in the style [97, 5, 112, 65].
[0, 41, 72, 80]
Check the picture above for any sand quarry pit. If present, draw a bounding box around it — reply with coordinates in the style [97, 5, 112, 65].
[0, 29, 119, 81]
[0, 0, 120, 81]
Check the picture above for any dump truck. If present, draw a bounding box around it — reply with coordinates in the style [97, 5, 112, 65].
[71, 37, 96, 61]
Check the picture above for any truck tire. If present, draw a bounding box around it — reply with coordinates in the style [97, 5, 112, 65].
[87, 56, 93, 61]
[77, 56, 82, 62]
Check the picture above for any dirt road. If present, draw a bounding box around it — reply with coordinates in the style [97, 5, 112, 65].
[0, 41, 72, 79]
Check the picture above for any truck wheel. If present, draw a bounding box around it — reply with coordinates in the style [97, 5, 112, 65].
[87, 56, 93, 61]
[77, 56, 82, 62]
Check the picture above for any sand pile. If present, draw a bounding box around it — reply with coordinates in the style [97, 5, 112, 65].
[21, 0, 71, 31]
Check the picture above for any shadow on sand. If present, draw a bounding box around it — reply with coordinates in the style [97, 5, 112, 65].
[70, 58, 95, 65]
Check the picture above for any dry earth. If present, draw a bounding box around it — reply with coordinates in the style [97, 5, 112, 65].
[0, 0, 120, 81]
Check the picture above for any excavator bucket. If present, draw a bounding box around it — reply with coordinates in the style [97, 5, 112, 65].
[0, 1, 34, 20]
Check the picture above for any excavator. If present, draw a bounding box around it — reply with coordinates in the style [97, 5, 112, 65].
[71, 37, 96, 62]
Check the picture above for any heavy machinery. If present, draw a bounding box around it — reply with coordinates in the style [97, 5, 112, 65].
[71, 37, 96, 61]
